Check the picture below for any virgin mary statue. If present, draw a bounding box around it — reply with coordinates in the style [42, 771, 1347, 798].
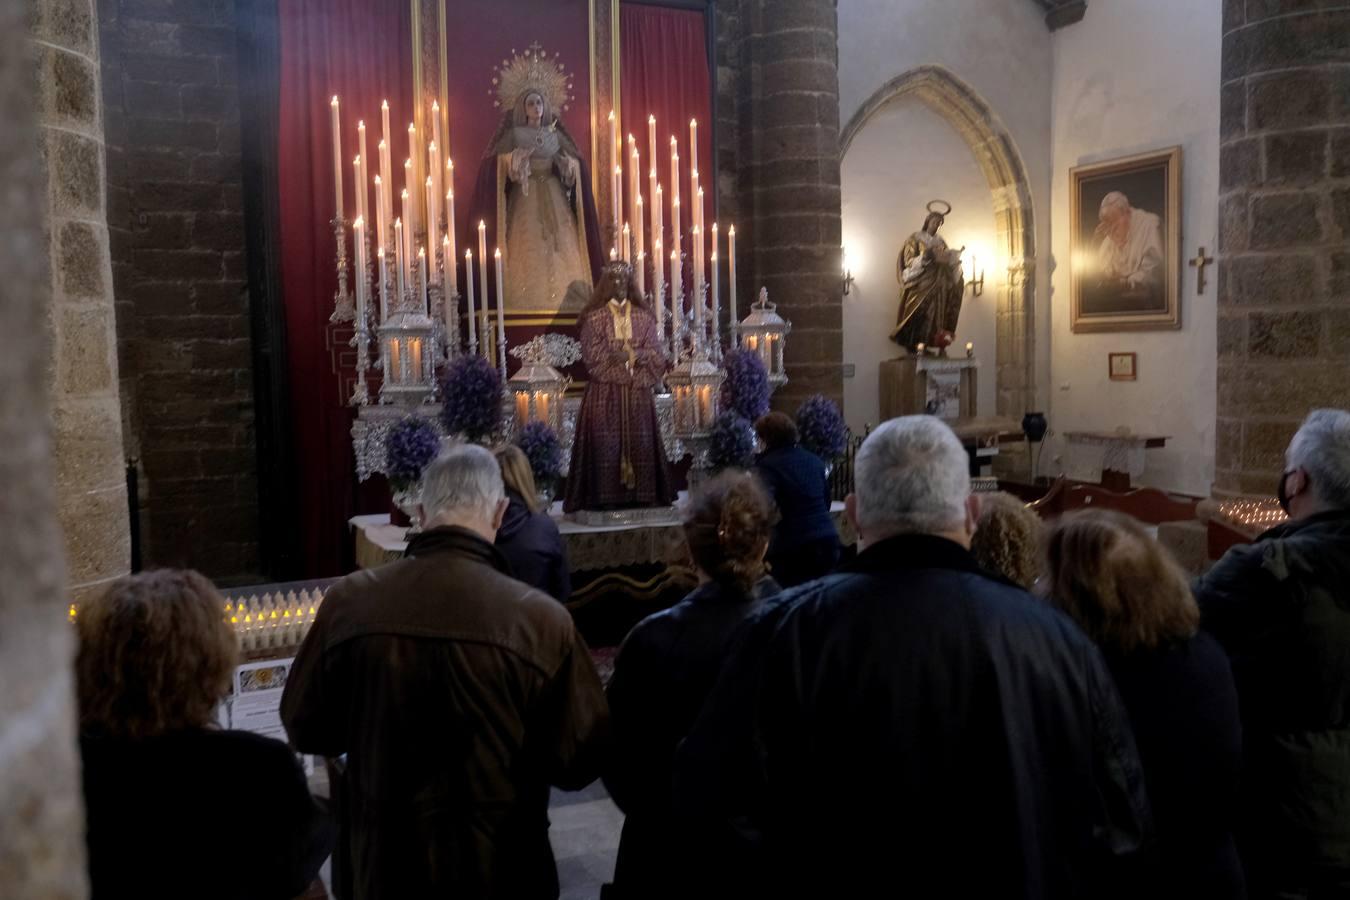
[472, 44, 604, 314]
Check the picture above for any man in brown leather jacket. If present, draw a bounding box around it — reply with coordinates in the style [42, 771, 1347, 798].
[281, 444, 609, 900]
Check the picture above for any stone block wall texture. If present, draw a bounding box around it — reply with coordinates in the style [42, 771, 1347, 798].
[99, 0, 259, 578]
[725, 0, 844, 413]
[2, 0, 96, 896]
[1217, 1, 1350, 496]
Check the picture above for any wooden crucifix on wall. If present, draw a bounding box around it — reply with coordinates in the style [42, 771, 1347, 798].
[1189, 246, 1213, 294]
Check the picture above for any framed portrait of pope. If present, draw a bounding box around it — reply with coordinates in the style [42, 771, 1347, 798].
[1069, 146, 1182, 332]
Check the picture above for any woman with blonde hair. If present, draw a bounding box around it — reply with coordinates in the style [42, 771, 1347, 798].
[76, 569, 332, 899]
[604, 471, 782, 898]
[494, 443, 570, 601]
[970, 491, 1043, 590]
[1046, 510, 1244, 898]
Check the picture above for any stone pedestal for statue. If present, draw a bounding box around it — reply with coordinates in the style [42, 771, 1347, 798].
[879, 354, 979, 421]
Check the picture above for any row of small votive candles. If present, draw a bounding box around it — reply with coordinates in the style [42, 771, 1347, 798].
[1216, 498, 1288, 535]
[226, 589, 326, 652]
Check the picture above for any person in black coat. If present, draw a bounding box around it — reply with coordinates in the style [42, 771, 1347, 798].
[752, 412, 841, 586]
[494, 444, 571, 602]
[675, 416, 1151, 900]
[604, 471, 781, 899]
[1047, 509, 1245, 899]
[76, 569, 332, 900]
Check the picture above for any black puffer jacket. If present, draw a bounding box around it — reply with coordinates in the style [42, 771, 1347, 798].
[1195, 510, 1350, 895]
[496, 488, 571, 602]
[675, 534, 1152, 899]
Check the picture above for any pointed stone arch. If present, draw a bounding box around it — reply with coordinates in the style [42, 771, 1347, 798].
[841, 65, 1036, 418]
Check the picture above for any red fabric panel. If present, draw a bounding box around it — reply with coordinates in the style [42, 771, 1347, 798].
[619, 4, 714, 255]
[278, 0, 413, 578]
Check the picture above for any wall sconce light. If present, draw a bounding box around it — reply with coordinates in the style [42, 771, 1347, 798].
[842, 246, 855, 296]
[964, 247, 985, 298]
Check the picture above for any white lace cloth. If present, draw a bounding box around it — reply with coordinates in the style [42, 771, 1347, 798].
[1064, 433, 1150, 483]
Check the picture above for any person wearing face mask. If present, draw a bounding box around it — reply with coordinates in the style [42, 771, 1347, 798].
[674, 415, 1152, 899]
[1194, 408, 1350, 899]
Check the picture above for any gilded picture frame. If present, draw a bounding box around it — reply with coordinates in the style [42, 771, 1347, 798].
[1069, 146, 1182, 333]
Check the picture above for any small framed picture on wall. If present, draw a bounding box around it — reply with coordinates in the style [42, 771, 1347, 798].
[1108, 352, 1137, 381]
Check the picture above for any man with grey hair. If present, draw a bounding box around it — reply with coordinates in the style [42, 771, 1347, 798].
[282, 444, 608, 900]
[676, 415, 1150, 898]
[1196, 408, 1350, 897]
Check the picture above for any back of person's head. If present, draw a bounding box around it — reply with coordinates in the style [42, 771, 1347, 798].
[754, 411, 799, 452]
[494, 444, 541, 514]
[684, 471, 780, 592]
[1287, 408, 1350, 510]
[421, 443, 506, 524]
[1045, 509, 1198, 655]
[970, 492, 1043, 590]
[76, 569, 237, 739]
[853, 415, 969, 539]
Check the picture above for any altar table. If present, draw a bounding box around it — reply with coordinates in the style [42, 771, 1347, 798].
[352, 502, 856, 573]
[1063, 431, 1169, 491]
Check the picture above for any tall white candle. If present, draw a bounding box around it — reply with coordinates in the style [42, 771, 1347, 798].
[445, 187, 457, 296]
[612, 165, 623, 242]
[671, 249, 682, 357]
[356, 119, 367, 219]
[477, 220, 488, 329]
[635, 194, 645, 296]
[377, 246, 388, 323]
[629, 137, 639, 231]
[407, 124, 420, 235]
[494, 248, 506, 377]
[670, 136, 680, 208]
[424, 176, 437, 277]
[378, 140, 391, 244]
[394, 218, 405, 305]
[653, 237, 664, 342]
[692, 225, 703, 350]
[330, 96, 343, 220]
[400, 189, 411, 288]
[403, 158, 415, 242]
[353, 216, 366, 324]
[728, 225, 738, 344]
[655, 184, 664, 261]
[711, 223, 720, 350]
[379, 101, 391, 236]
[352, 157, 364, 230]
[431, 100, 442, 167]
[621, 223, 631, 262]
[374, 174, 387, 267]
[442, 235, 452, 342]
[465, 249, 476, 351]
[689, 119, 698, 187]
[672, 198, 682, 267]
[419, 247, 428, 315]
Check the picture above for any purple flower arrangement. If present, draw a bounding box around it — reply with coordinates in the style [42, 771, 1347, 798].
[516, 421, 563, 490]
[720, 348, 771, 422]
[385, 415, 441, 490]
[708, 410, 757, 472]
[797, 394, 847, 462]
[441, 354, 503, 443]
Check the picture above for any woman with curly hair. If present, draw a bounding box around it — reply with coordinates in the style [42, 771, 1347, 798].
[1046, 511, 1245, 899]
[77, 569, 332, 899]
[604, 472, 781, 898]
[969, 491, 1044, 590]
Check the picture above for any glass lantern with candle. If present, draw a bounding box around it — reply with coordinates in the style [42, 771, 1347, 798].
[739, 287, 792, 390]
[666, 354, 725, 439]
[507, 333, 581, 434]
[378, 311, 436, 404]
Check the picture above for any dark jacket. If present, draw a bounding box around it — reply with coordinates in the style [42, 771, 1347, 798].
[1194, 510, 1350, 896]
[754, 445, 840, 586]
[1103, 633, 1245, 898]
[280, 526, 609, 900]
[675, 534, 1152, 899]
[496, 488, 571, 602]
[604, 576, 781, 898]
[81, 728, 333, 900]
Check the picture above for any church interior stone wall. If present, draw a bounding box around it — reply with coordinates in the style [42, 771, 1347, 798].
[98, 0, 260, 579]
[1048, 0, 1221, 497]
[1216, 0, 1350, 496]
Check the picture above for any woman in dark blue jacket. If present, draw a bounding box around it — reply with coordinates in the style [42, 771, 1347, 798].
[604, 471, 781, 899]
[1047, 509, 1245, 899]
[752, 411, 841, 586]
[493, 445, 571, 602]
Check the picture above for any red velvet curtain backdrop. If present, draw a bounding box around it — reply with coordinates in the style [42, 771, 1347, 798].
[619, 4, 713, 265]
[279, 0, 413, 578]
[278, 2, 594, 576]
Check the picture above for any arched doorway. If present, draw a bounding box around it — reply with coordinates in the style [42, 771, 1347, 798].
[841, 65, 1036, 418]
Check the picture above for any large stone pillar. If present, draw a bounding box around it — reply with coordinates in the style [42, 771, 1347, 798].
[33, 0, 131, 597]
[736, 0, 844, 411]
[1216, 1, 1350, 494]
[0, 0, 98, 894]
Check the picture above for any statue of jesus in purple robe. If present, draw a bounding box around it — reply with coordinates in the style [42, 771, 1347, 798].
[564, 261, 676, 512]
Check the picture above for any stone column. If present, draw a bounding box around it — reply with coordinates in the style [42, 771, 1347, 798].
[737, 0, 844, 411]
[1216, 1, 1350, 494]
[33, 0, 131, 596]
[0, 0, 99, 895]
